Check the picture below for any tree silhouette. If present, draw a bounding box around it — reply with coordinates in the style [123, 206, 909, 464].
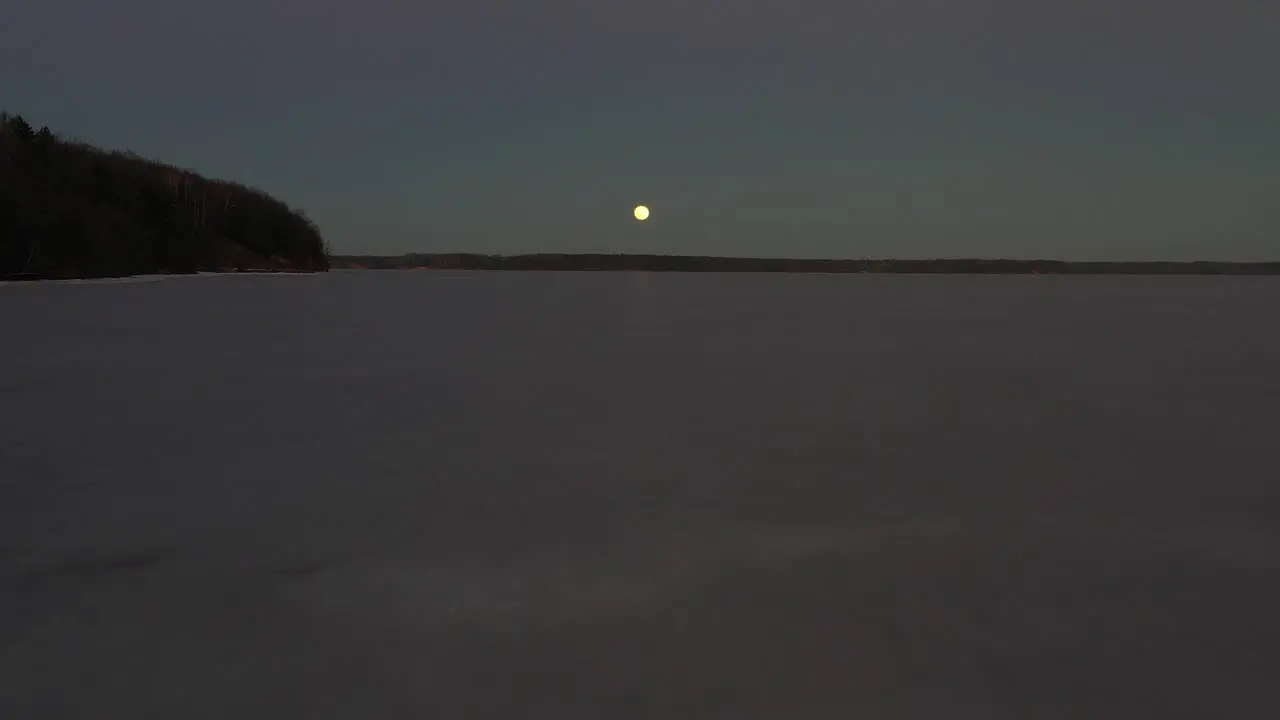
[1, 112, 329, 279]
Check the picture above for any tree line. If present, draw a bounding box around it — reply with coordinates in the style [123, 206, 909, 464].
[1, 112, 328, 279]
[330, 253, 1280, 275]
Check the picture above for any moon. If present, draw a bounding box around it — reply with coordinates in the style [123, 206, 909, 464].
[633, 205, 650, 221]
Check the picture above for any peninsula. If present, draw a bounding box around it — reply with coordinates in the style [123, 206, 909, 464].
[0, 112, 328, 280]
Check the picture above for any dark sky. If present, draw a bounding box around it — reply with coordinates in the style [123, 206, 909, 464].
[3, 0, 1277, 259]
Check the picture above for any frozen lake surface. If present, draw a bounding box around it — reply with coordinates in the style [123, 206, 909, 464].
[2, 270, 1279, 718]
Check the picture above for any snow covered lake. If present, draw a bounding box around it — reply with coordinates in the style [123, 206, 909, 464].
[2, 270, 1279, 718]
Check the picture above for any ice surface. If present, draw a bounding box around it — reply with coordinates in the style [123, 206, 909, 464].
[2, 271, 1279, 718]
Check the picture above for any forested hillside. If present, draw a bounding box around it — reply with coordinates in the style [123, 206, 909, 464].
[1, 112, 328, 279]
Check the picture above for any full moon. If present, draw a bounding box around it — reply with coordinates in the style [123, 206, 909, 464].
[633, 205, 650, 221]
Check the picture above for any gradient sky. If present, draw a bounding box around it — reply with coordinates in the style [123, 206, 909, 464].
[2, 0, 1277, 259]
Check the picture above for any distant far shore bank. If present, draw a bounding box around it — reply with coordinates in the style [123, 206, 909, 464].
[329, 253, 1280, 275]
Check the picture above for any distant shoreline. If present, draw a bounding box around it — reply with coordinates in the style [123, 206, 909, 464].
[329, 254, 1280, 275]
